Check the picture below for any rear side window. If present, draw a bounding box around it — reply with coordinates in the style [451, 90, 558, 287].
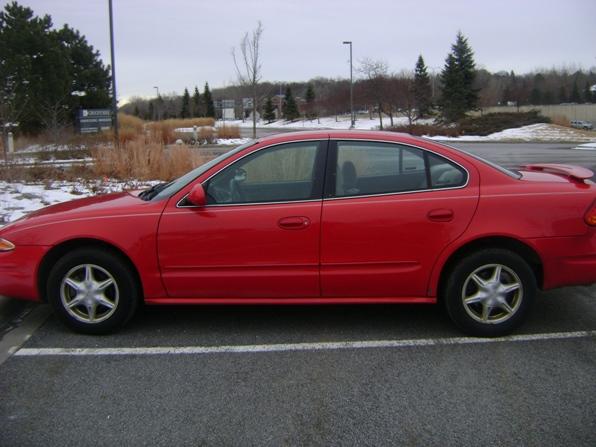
[428, 152, 466, 188]
[331, 141, 466, 198]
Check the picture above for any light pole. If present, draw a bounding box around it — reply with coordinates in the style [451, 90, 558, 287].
[153, 86, 160, 120]
[342, 41, 354, 128]
[108, 0, 118, 144]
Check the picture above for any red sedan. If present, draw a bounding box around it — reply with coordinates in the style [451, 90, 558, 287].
[1, 131, 595, 336]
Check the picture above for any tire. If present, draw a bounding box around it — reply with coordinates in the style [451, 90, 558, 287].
[444, 249, 536, 337]
[46, 248, 140, 334]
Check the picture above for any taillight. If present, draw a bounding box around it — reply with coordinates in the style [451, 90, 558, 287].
[585, 200, 596, 226]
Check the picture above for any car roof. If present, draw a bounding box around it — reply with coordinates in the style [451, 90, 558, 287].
[256, 129, 417, 145]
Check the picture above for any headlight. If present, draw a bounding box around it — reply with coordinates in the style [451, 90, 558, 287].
[0, 238, 15, 251]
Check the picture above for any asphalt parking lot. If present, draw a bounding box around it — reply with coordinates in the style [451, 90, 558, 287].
[1, 141, 595, 446]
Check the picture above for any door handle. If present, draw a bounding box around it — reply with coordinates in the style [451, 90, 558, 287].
[278, 216, 311, 230]
[427, 209, 454, 222]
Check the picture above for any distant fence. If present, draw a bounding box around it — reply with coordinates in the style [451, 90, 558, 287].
[476, 104, 596, 122]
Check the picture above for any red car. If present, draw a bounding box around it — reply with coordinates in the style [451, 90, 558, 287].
[1, 131, 595, 336]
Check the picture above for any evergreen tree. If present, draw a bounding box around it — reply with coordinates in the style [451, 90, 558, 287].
[304, 83, 316, 119]
[133, 105, 140, 117]
[570, 80, 581, 103]
[282, 86, 299, 121]
[413, 55, 432, 118]
[180, 87, 190, 118]
[529, 87, 542, 105]
[543, 90, 554, 105]
[584, 81, 593, 103]
[0, 2, 110, 133]
[203, 82, 215, 118]
[439, 32, 477, 122]
[263, 97, 275, 123]
[558, 86, 567, 103]
[192, 86, 202, 117]
[148, 101, 154, 120]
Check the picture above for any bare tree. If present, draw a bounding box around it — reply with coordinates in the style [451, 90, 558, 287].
[232, 21, 263, 139]
[358, 59, 389, 129]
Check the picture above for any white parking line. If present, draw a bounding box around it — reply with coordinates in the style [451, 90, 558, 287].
[13, 330, 596, 357]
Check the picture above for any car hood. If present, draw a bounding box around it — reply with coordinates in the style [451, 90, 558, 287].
[0, 191, 162, 237]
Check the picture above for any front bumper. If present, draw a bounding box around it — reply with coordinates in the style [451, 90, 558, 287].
[0, 245, 50, 301]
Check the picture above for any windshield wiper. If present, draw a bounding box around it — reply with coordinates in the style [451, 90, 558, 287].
[138, 181, 173, 201]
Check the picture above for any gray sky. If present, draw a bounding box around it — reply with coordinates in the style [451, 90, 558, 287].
[10, 0, 596, 101]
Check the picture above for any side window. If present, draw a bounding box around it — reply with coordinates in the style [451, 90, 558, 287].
[334, 141, 428, 197]
[428, 152, 466, 188]
[206, 141, 321, 204]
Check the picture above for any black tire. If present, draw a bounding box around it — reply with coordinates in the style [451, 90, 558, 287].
[46, 248, 140, 334]
[444, 249, 536, 337]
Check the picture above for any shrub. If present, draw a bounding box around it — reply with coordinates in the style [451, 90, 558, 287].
[387, 124, 461, 137]
[458, 111, 550, 136]
[91, 135, 212, 180]
[216, 125, 240, 139]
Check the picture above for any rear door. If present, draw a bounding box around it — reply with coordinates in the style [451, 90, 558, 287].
[320, 140, 479, 298]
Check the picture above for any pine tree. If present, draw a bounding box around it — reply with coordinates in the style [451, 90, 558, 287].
[181, 87, 190, 118]
[304, 83, 316, 119]
[529, 87, 542, 105]
[192, 86, 202, 117]
[439, 32, 478, 122]
[0, 2, 110, 133]
[558, 86, 567, 104]
[413, 55, 432, 118]
[584, 81, 593, 103]
[570, 80, 581, 103]
[282, 86, 299, 121]
[203, 82, 215, 118]
[263, 97, 275, 123]
[148, 101, 154, 120]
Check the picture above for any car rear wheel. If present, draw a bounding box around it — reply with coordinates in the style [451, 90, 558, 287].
[444, 249, 536, 337]
[47, 248, 140, 334]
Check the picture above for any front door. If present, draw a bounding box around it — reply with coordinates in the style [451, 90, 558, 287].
[158, 140, 327, 298]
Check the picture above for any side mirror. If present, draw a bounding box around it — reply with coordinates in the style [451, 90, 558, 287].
[187, 183, 206, 207]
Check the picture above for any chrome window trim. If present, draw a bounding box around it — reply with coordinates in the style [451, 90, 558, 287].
[176, 136, 471, 208]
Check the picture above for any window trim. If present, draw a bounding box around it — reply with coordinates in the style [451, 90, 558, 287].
[324, 138, 470, 201]
[177, 139, 329, 208]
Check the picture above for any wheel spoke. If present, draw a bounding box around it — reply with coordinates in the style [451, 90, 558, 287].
[501, 283, 520, 294]
[96, 278, 114, 293]
[490, 265, 502, 282]
[95, 295, 115, 310]
[86, 302, 97, 322]
[471, 273, 487, 287]
[464, 292, 485, 305]
[498, 301, 514, 315]
[64, 278, 83, 292]
[481, 303, 492, 321]
[84, 265, 93, 282]
[66, 295, 85, 309]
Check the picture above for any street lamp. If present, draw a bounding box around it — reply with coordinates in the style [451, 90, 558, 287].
[342, 41, 354, 128]
[108, 0, 118, 144]
[153, 86, 160, 120]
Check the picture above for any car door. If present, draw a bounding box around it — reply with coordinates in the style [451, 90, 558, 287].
[320, 139, 479, 298]
[157, 140, 327, 298]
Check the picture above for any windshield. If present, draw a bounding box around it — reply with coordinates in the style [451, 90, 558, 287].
[151, 140, 258, 200]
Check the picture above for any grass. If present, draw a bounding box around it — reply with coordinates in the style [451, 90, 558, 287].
[92, 135, 212, 181]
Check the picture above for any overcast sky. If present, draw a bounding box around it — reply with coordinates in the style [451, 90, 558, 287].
[11, 0, 596, 101]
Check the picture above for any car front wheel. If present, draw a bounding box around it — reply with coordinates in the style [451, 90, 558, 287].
[47, 248, 140, 334]
[444, 249, 536, 337]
